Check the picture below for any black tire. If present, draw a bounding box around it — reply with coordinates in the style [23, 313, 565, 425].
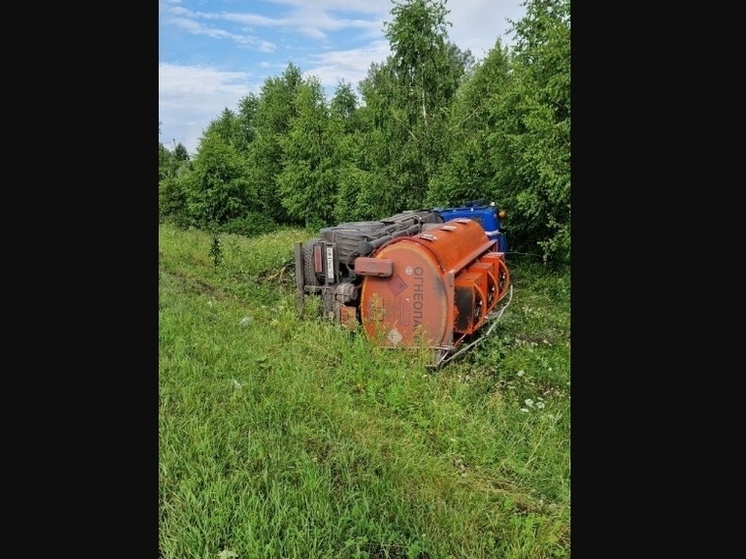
[319, 228, 366, 261]
[334, 221, 386, 232]
[303, 238, 322, 286]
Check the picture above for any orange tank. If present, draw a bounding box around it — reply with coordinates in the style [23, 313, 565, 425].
[358, 218, 510, 350]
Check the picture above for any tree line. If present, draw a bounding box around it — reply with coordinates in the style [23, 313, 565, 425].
[159, 0, 570, 265]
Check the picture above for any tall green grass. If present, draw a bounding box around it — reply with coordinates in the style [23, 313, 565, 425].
[159, 223, 570, 558]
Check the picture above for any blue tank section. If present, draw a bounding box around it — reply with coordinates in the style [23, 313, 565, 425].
[435, 202, 508, 252]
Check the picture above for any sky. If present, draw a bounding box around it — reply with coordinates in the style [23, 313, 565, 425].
[159, 0, 527, 156]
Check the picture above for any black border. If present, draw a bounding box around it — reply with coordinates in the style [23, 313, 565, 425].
[15, 5, 158, 552]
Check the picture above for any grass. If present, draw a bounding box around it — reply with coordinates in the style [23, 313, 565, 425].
[159, 223, 570, 559]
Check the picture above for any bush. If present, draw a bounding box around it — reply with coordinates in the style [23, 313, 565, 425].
[158, 176, 189, 224]
[220, 212, 278, 237]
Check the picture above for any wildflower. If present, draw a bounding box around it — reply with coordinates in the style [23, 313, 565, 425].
[517, 370, 525, 377]
[524, 399, 534, 407]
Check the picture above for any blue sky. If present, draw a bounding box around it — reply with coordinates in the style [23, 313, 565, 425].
[159, 0, 526, 155]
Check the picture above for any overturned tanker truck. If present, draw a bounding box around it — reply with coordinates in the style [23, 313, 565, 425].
[293, 202, 513, 367]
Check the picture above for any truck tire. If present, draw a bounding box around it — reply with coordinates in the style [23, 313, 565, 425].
[303, 238, 322, 286]
[320, 221, 388, 261]
[334, 221, 385, 231]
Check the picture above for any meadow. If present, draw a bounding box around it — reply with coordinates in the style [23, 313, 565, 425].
[159, 223, 570, 559]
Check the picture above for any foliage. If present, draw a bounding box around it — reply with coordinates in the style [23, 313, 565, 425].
[159, 174, 191, 226]
[427, 39, 512, 206]
[209, 231, 223, 268]
[159, 140, 191, 182]
[159, 142, 172, 182]
[277, 78, 340, 230]
[234, 93, 260, 154]
[220, 212, 278, 238]
[329, 81, 359, 130]
[173, 142, 190, 162]
[159, 138, 193, 224]
[184, 130, 253, 228]
[203, 108, 241, 147]
[355, 0, 469, 215]
[493, 0, 571, 263]
[243, 63, 304, 223]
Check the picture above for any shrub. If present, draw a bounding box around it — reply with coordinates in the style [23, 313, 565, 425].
[220, 212, 278, 237]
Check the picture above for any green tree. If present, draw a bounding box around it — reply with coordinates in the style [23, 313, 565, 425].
[329, 81, 359, 132]
[494, 0, 571, 263]
[183, 130, 252, 228]
[234, 93, 260, 154]
[203, 108, 240, 147]
[359, 0, 469, 215]
[427, 39, 512, 206]
[159, 122, 192, 224]
[159, 141, 173, 182]
[245, 63, 304, 222]
[277, 78, 340, 229]
[159, 173, 191, 226]
[328, 81, 379, 222]
[172, 142, 190, 162]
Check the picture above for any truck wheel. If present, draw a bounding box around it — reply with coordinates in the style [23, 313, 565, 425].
[303, 238, 322, 286]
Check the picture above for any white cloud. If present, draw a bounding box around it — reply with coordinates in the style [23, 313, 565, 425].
[159, 63, 258, 154]
[257, 0, 388, 17]
[164, 1, 385, 42]
[167, 13, 277, 51]
[159, 0, 528, 155]
[303, 39, 391, 93]
[447, 0, 523, 58]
